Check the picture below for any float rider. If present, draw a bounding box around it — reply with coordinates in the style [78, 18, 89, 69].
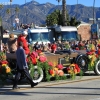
[17, 30, 30, 55]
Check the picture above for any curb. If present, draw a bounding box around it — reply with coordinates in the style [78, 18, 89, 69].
[37, 76, 100, 87]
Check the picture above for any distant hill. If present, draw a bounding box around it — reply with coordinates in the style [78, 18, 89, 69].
[0, 0, 100, 29]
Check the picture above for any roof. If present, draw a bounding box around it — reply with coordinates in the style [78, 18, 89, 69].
[55, 26, 77, 32]
[77, 21, 91, 28]
[29, 28, 51, 33]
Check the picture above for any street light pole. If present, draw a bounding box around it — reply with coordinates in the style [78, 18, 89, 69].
[93, 0, 95, 24]
[25, 0, 27, 24]
[0, 17, 3, 51]
[10, 0, 13, 29]
[76, 0, 78, 20]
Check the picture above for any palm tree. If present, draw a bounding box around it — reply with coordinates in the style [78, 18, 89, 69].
[15, 6, 20, 16]
[0, 4, 3, 10]
[62, 0, 67, 26]
[6, 8, 11, 23]
[56, 0, 61, 5]
[0, 4, 3, 17]
[56, 0, 67, 26]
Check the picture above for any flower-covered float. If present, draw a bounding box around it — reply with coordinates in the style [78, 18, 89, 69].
[27, 51, 67, 82]
[0, 52, 11, 82]
[4, 40, 100, 83]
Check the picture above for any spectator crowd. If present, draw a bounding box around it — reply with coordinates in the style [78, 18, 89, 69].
[1, 36, 100, 55]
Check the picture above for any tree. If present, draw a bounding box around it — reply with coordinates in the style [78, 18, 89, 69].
[46, 10, 63, 26]
[0, 4, 3, 17]
[56, 0, 61, 5]
[70, 17, 80, 26]
[6, 8, 11, 23]
[6, 8, 11, 15]
[46, 10, 80, 26]
[0, 4, 3, 9]
[62, 0, 67, 26]
[15, 6, 20, 16]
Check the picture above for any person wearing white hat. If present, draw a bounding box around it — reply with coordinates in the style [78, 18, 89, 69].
[17, 30, 30, 55]
[22, 30, 28, 35]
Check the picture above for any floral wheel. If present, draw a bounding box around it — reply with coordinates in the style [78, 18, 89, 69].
[29, 66, 44, 83]
[75, 54, 88, 72]
[94, 60, 100, 75]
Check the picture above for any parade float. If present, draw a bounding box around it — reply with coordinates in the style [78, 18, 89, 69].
[1, 42, 100, 84]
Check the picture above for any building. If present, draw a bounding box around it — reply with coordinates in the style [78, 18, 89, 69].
[77, 21, 91, 41]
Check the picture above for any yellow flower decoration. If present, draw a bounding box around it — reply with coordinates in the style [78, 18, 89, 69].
[2, 64, 7, 67]
[6, 66, 11, 73]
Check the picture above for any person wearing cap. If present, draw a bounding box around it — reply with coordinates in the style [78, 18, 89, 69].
[17, 30, 30, 55]
[7, 33, 17, 53]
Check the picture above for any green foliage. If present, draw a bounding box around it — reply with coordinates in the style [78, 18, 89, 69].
[55, 75, 67, 80]
[46, 9, 80, 26]
[29, 45, 33, 52]
[0, 52, 6, 61]
[6, 9, 11, 14]
[70, 17, 80, 26]
[46, 10, 62, 26]
[0, 4, 3, 10]
[79, 70, 84, 79]
[15, 6, 20, 16]
[37, 61, 51, 81]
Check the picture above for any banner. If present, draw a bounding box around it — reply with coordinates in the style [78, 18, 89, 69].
[91, 24, 99, 39]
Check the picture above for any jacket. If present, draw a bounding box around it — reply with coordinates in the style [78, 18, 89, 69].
[7, 38, 17, 53]
[17, 35, 30, 55]
[16, 46, 28, 70]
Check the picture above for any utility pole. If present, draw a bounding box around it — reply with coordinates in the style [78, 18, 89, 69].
[93, 0, 95, 24]
[0, 17, 3, 51]
[25, 0, 27, 24]
[76, 0, 78, 20]
[10, 0, 13, 29]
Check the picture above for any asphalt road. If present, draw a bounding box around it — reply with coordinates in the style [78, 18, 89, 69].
[0, 71, 100, 100]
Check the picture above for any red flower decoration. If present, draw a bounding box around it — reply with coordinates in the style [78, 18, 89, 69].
[56, 64, 63, 70]
[49, 69, 54, 75]
[97, 49, 100, 55]
[0, 60, 8, 65]
[36, 49, 42, 54]
[75, 47, 79, 50]
[96, 54, 99, 58]
[39, 56, 47, 62]
[98, 44, 100, 47]
[86, 51, 93, 55]
[67, 67, 70, 71]
[31, 51, 38, 58]
[48, 62, 54, 67]
[74, 64, 80, 73]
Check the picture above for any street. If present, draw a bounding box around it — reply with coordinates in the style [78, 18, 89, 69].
[0, 74, 100, 100]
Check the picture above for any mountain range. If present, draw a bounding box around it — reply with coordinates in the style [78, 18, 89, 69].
[0, 0, 100, 29]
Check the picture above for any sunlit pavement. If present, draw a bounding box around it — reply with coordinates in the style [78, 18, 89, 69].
[0, 71, 100, 93]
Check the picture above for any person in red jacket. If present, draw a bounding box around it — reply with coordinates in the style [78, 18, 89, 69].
[51, 42, 57, 53]
[17, 30, 30, 55]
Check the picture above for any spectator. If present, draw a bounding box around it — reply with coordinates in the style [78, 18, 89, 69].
[17, 30, 30, 55]
[14, 16, 20, 30]
[7, 33, 17, 53]
[51, 42, 57, 53]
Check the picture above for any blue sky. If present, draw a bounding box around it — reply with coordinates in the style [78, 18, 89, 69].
[0, 0, 100, 7]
